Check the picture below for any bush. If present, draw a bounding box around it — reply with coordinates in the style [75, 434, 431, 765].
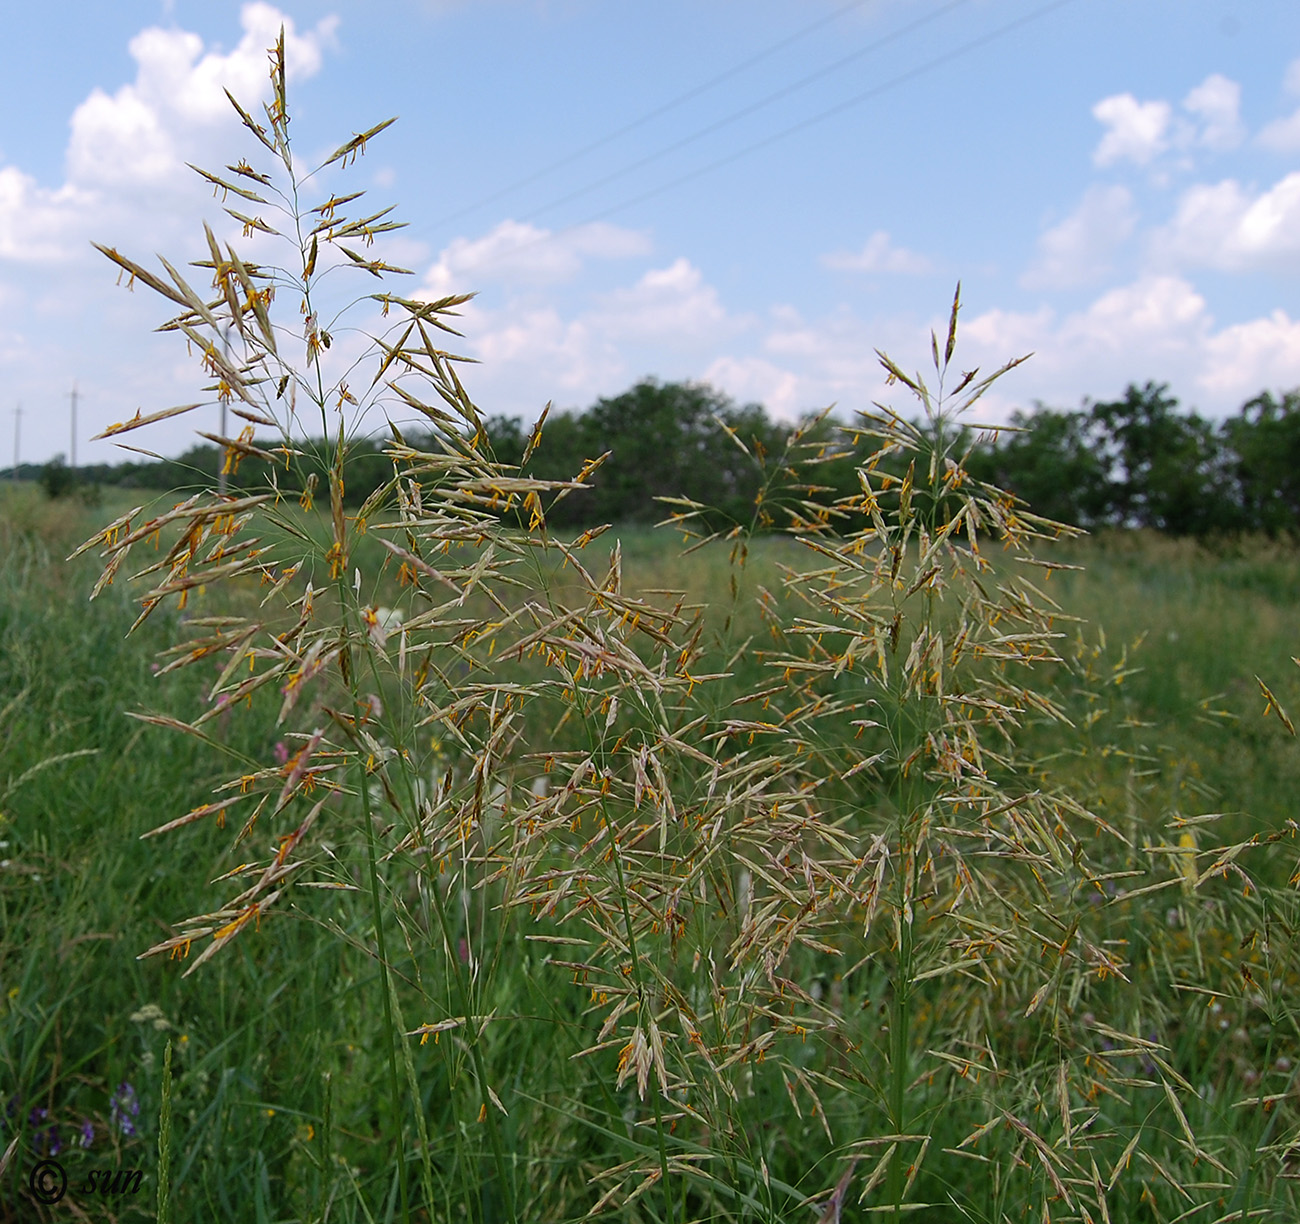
[39, 456, 76, 500]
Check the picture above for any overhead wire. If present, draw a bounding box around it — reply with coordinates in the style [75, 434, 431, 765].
[574, 0, 1081, 228]
[422, 0, 876, 234]
[500, 0, 972, 229]
[444, 0, 1080, 278]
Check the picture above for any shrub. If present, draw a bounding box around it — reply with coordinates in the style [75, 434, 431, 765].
[39, 456, 76, 500]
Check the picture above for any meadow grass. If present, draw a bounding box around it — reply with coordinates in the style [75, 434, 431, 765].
[3, 479, 1300, 1221]
[6, 39, 1300, 1222]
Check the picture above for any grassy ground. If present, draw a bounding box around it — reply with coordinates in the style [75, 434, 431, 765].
[3, 481, 1300, 1221]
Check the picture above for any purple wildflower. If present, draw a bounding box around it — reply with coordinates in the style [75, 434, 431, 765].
[273, 741, 289, 765]
[45, 1126, 61, 1156]
[79, 1118, 94, 1149]
[110, 1082, 140, 1137]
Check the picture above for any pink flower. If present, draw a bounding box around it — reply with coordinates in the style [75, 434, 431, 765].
[273, 741, 289, 765]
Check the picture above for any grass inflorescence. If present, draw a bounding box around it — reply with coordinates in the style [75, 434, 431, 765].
[3, 31, 1300, 1224]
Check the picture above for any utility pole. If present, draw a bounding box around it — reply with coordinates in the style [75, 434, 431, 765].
[11, 404, 19, 479]
[68, 382, 79, 471]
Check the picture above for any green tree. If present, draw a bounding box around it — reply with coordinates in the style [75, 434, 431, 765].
[520, 379, 784, 528]
[965, 405, 1112, 529]
[1220, 388, 1300, 535]
[1088, 381, 1228, 535]
[39, 455, 76, 500]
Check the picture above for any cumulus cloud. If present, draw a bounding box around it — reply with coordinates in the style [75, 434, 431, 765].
[1151, 172, 1300, 271]
[471, 305, 622, 394]
[0, 168, 93, 263]
[681, 279, 1299, 431]
[1285, 56, 1300, 97]
[0, 2, 335, 270]
[1021, 185, 1137, 290]
[1255, 57, 1300, 151]
[595, 258, 738, 342]
[421, 219, 650, 294]
[959, 275, 1300, 416]
[1092, 94, 1172, 166]
[700, 355, 806, 420]
[1065, 275, 1208, 354]
[821, 230, 933, 275]
[1091, 73, 1245, 168]
[1201, 310, 1300, 400]
[408, 251, 749, 418]
[66, 5, 337, 191]
[1258, 110, 1300, 153]
[1182, 73, 1244, 151]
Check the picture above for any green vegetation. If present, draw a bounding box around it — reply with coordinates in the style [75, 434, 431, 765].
[5, 33, 1300, 1224]
[5, 487, 1300, 1221]
[23, 380, 1300, 541]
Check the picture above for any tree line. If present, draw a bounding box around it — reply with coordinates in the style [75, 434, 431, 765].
[21, 377, 1300, 537]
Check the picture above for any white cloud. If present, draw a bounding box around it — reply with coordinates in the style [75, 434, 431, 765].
[66, 5, 337, 191]
[701, 354, 806, 420]
[1285, 56, 1300, 97]
[970, 278, 1210, 396]
[595, 258, 737, 343]
[1090, 75, 1244, 169]
[1201, 311, 1300, 400]
[821, 230, 932, 275]
[472, 305, 621, 394]
[957, 275, 1300, 416]
[1021, 185, 1136, 290]
[1256, 57, 1300, 151]
[0, 5, 342, 465]
[0, 167, 93, 263]
[408, 253, 746, 417]
[0, 3, 335, 275]
[1258, 110, 1300, 153]
[1092, 94, 1172, 166]
[1065, 275, 1208, 354]
[422, 219, 650, 293]
[962, 303, 1055, 358]
[1182, 73, 1244, 151]
[1152, 172, 1300, 271]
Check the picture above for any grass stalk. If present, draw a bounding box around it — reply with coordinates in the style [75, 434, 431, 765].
[158, 1038, 174, 1224]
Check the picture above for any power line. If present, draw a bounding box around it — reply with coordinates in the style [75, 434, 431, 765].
[506, 0, 972, 230]
[422, 0, 876, 234]
[457, 0, 1079, 279]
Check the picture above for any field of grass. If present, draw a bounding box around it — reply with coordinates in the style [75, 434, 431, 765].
[3, 479, 1300, 1223]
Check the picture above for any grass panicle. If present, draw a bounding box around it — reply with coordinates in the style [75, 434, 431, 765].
[0, 28, 1293, 1223]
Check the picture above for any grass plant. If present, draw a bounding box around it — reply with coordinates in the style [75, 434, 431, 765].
[3, 32, 1300, 1224]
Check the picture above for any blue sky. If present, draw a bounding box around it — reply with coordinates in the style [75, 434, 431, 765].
[2, 0, 1299, 467]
